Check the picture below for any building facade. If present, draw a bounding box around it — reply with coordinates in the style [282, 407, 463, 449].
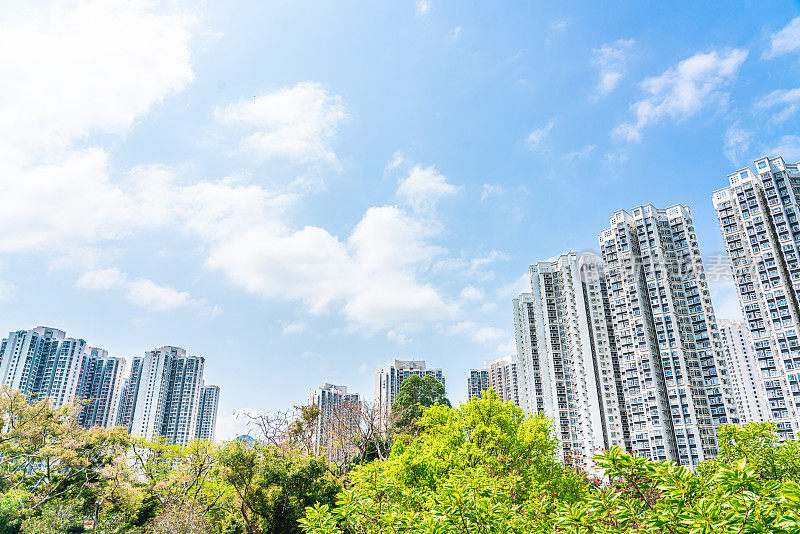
[599, 204, 738, 467]
[0, 327, 87, 408]
[514, 252, 629, 469]
[77, 347, 126, 428]
[374, 359, 445, 423]
[712, 156, 800, 438]
[718, 319, 770, 423]
[129, 346, 205, 446]
[309, 383, 361, 462]
[466, 355, 520, 406]
[116, 356, 143, 431]
[195, 384, 220, 441]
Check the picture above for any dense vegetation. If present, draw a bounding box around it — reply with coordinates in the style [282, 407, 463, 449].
[2, 382, 800, 533]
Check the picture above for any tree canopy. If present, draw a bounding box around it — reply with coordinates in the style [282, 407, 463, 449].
[391, 374, 450, 431]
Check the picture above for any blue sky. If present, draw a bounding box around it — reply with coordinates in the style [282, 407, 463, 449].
[1, 0, 800, 438]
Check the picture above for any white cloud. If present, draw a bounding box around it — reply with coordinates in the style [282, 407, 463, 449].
[460, 285, 485, 301]
[0, 2, 466, 337]
[450, 321, 506, 344]
[396, 165, 460, 212]
[282, 321, 308, 335]
[215, 82, 347, 166]
[76, 267, 127, 291]
[205, 201, 454, 333]
[755, 88, 800, 123]
[0, 0, 194, 164]
[563, 144, 597, 160]
[764, 17, 800, 59]
[614, 48, 748, 142]
[591, 39, 635, 96]
[526, 120, 555, 151]
[450, 26, 461, 39]
[415, 0, 431, 15]
[724, 123, 754, 166]
[77, 267, 219, 315]
[764, 135, 800, 162]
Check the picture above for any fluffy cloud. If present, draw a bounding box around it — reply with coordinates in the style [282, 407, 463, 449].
[205, 203, 453, 333]
[450, 321, 507, 344]
[415, 0, 431, 15]
[0, 0, 194, 164]
[215, 82, 347, 166]
[77, 267, 219, 314]
[615, 48, 748, 142]
[755, 88, 800, 123]
[396, 165, 460, 212]
[0, 2, 482, 336]
[764, 17, 800, 59]
[591, 39, 635, 96]
[526, 120, 555, 152]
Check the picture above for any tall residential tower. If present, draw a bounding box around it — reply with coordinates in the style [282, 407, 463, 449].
[514, 252, 629, 469]
[712, 156, 800, 438]
[599, 204, 738, 467]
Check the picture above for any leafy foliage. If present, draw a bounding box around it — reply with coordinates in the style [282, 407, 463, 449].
[2, 384, 800, 534]
[391, 374, 451, 431]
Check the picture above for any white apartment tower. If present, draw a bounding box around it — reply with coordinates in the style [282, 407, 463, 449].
[77, 347, 126, 428]
[374, 359, 445, 422]
[514, 252, 629, 469]
[466, 355, 520, 406]
[599, 204, 739, 467]
[309, 383, 361, 461]
[0, 327, 87, 407]
[712, 156, 800, 438]
[130, 346, 205, 446]
[718, 320, 770, 423]
[116, 356, 143, 431]
[195, 385, 220, 441]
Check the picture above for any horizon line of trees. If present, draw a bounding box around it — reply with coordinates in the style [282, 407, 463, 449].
[0, 374, 798, 533]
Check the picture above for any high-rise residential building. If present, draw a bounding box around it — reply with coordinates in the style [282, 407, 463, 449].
[309, 383, 361, 462]
[77, 347, 126, 428]
[466, 355, 520, 406]
[195, 384, 220, 441]
[514, 252, 629, 469]
[466, 369, 489, 400]
[718, 320, 770, 423]
[116, 356, 143, 431]
[374, 359, 445, 423]
[599, 204, 739, 467]
[513, 293, 541, 415]
[712, 156, 800, 438]
[0, 327, 87, 407]
[130, 346, 205, 446]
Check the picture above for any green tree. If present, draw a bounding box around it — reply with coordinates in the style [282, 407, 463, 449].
[300, 390, 587, 534]
[217, 440, 340, 534]
[391, 375, 450, 431]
